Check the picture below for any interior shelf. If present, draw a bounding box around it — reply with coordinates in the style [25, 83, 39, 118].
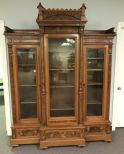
[19, 84, 36, 87]
[88, 82, 103, 85]
[88, 58, 104, 60]
[49, 68, 74, 71]
[87, 102, 102, 105]
[21, 102, 37, 104]
[50, 108, 74, 111]
[50, 85, 74, 88]
[88, 68, 103, 71]
[18, 64, 35, 66]
[49, 50, 74, 53]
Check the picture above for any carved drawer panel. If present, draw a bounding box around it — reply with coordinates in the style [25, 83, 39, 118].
[87, 126, 104, 134]
[40, 127, 85, 140]
[85, 125, 111, 135]
[13, 128, 40, 138]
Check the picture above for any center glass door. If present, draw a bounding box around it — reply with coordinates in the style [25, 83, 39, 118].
[44, 34, 79, 125]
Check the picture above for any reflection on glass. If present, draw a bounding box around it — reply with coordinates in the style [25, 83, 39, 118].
[21, 104, 37, 118]
[50, 70, 74, 86]
[17, 48, 37, 119]
[87, 48, 104, 116]
[48, 38, 75, 117]
[17, 49, 35, 64]
[50, 87, 74, 117]
[20, 86, 36, 102]
[88, 48, 104, 58]
[88, 59, 103, 69]
[18, 66, 36, 85]
[88, 71, 103, 84]
[87, 86, 102, 116]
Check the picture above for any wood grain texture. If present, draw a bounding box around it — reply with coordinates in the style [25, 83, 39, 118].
[5, 3, 115, 149]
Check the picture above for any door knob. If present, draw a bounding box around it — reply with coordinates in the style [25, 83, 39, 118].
[117, 87, 122, 90]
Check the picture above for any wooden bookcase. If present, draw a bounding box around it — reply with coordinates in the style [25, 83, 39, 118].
[5, 3, 115, 149]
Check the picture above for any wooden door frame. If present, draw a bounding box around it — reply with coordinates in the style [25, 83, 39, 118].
[12, 45, 41, 124]
[83, 45, 109, 122]
[44, 34, 79, 126]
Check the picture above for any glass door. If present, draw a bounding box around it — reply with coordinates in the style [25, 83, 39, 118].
[84, 46, 108, 119]
[44, 35, 79, 124]
[13, 45, 40, 122]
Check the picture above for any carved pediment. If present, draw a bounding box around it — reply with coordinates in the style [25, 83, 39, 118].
[36, 3, 87, 27]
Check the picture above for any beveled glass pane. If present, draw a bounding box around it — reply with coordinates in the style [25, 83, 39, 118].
[17, 49, 35, 64]
[20, 86, 36, 102]
[87, 86, 103, 116]
[16, 48, 37, 119]
[88, 48, 104, 58]
[88, 59, 103, 69]
[18, 66, 36, 85]
[50, 70, 74, 86]
[21, 103, 37, 118]
[87, 48, 104, 116]
[49, 51, 75, 69]
[50, 87, 74, 117]
[48, 38, 75, 117]
[88, 71, 103, 84]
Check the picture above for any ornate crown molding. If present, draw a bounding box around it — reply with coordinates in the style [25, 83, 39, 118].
[36, 3, 87, 28]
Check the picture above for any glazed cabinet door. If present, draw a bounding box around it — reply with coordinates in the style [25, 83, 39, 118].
[13, 45, 41, 123]
[44, 34, 79, 126]
[83, 45, 109, 121]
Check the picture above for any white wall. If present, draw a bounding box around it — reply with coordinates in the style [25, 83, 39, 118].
[112, 22, 124, 130]
[0, 55, 3, 80]
[0, 0, 124, 30]
[0, 20, 12, 135]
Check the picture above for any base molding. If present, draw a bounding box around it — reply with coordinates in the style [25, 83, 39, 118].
[85, 134, 112, 142]
[40, 139, 86, 149]
[10, 122, 112, 148]
[10, 138, 39, 147]
[40, 126, 86, 149]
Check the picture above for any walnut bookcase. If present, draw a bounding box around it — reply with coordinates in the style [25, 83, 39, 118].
[5, 3, 115, 149]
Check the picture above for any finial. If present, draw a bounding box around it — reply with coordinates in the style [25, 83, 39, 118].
[80, 3, 86, 10]
[37, 2, 45, 9]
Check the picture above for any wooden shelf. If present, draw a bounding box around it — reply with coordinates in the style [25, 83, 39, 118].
[18, 64, 35, 66]
[50, 108, 74, 111]
[50, 85, 74, 88]
[87, 98, 102, 105]
[87, 102, 102, 105]
[49, 68, 74, 71]
[88, 82, 103, 86]
[21, 102, 37, 104]
[88, 58, 104, 60]
[49, 50, 74, 53]
[88, 68, 103, 71]
[20, 85, 36, 87]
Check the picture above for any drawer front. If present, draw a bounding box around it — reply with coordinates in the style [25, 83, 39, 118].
[40, 127, 85, 140]
[85, 125, 111, 135]
[12, 127, 40, 138]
